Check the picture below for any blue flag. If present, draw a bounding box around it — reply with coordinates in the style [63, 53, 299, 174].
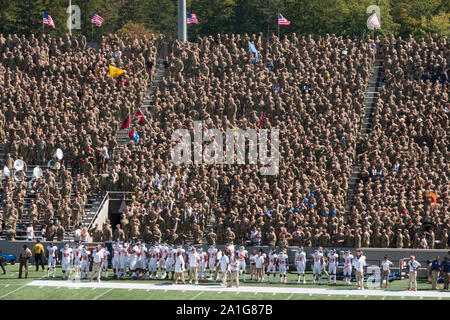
[248, 41, 258, 64]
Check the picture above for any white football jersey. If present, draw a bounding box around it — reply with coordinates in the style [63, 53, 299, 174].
[344, 254, 354, 268]
[73, 246, 82, 261]
[237, 249, 247, 262]
[268, 253, 277, 264]
[81, 250, 90, 263]
[199, 252, 207, 265]
[47, 245, 58, 259]
[295, 251, 306, 264]
[278, 253, 288, 266]
[103, 250, 110, 262]
[60, 248, 73, 263]
[208, 248, 218, 262]
[149, 248, 160, 260]
[113, 244, 122, 258]
[312, 252, 323, 265]
[328, 253, 339, 265]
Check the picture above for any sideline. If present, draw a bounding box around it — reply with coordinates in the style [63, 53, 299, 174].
[26, 280, 450, 299]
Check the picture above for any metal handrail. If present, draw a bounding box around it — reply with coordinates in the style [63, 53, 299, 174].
[87, 192, 109, 231]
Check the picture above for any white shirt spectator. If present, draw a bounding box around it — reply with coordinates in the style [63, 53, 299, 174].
[93, 248, 104, 264]
[26, 226, 34, 240]
[381, 260, 393, 271]
[352, 257, 366, 272]
[229, 256, 238, 271]
[219, 254, 229, 272]
[101, 146, 109, 159]
[189, 252, 200, 268]
[255, 255, 265, 268]
[74, 228, 81, 242]
[175, 254, 185, 273]
[408, 260, 421, 272]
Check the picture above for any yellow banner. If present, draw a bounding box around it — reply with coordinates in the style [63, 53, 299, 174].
[109, 65, 126, 79]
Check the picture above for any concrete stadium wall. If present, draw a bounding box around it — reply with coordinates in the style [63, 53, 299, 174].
[88, 199, 110, 240]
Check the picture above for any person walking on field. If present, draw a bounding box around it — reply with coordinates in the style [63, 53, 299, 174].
[380, 255, 393, 289]
[430, 256, 441, 290]
[32, 239, 45, 271]
[352, 252, 366, 290]
[442, 257, 449, 290]
[228, 252, 239, 288]
[188, 247, 200, 284]
[89, 244, 104, 282]
[407, 255, 421, 291]
[18, 245, 32, 279]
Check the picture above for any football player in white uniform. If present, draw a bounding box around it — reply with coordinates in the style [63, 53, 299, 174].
[80, 246, 91, 279]
[311, 249, 324, 285]
[214, 249, 223, 282]
[72, 242, 83, 280]
[46, 242, 58, 278]
[158, 243, 168, 279]
[267, 249, 278, 283]
[198, 248, 208, 282]
[278, 249, 289, 283]
[137, 242, 148, 280]
[165, 245, 177, 280]
[112, 240, 122, 279]
[148, 245, 160, 279]
[128, 244, 139, 279]
[236, 246, 248, 282]
[327, 249, 339, 285]
[208, 245, 218, 281]
[101, 248, 110, 279]
[119, 243, 129, 279]
[60, 243, 73, 280]
[343, 250, 354, 285]
[295, 247, 306, 284]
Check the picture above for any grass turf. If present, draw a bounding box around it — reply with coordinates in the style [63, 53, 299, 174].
[0, 264, 447, 300]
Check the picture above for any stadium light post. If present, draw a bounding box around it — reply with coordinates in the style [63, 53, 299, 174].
[178, 0, 187, 43]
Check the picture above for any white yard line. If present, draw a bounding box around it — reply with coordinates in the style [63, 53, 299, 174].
[190, 291, 203, 300]
[0, 277, 43, 300]
[25, 281, 450, 299]
[92, 288, 114, 300]
[286, 293, 294, 300]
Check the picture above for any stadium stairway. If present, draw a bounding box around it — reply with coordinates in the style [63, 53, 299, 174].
[344, 59, 385, 216]
[141, 59, 165, 115]
[109, 59, 165, 164]
[0, 143, 104, 241]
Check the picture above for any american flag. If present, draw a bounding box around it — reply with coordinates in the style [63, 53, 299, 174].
[369, 13, 380, 28]
[91, 12, 104, 27]
[278, 13, 291, 26]
[43, 12, 55, 29]
[187, 13, 198, 25]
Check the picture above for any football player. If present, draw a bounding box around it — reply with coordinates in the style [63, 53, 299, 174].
[267, 249, 278, 283]
[46, 242, 58, 278]
[236, 245, 248, 282]
[327, 249, 339, 285]
[278, 249, 289, 283]
[343, 250, 354, 285]
[60, 243, 73, 280]
[311, 249, 324, 285]
[295, 247, 306, 284]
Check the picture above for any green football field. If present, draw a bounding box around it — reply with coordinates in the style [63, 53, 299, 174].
[0, 264, 448, 300]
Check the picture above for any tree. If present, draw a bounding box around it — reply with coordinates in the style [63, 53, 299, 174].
[117, 21, 153, 39]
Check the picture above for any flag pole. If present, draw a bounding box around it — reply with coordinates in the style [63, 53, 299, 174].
[69, 0, 72, 35]
[91, 21, 93, 42]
